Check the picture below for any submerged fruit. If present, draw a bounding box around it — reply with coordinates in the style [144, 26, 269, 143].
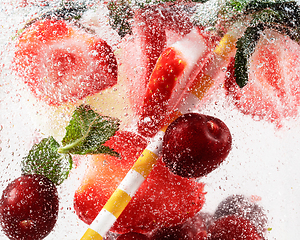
[116, 232, 150, 240]
[162, 113, 232, 178]
[207, 215, 262, 240]
[0, 174, 59, 240]
[225, 30, 300, 127]
[13, 19, 118, 106]
[214, 194, 268, 237]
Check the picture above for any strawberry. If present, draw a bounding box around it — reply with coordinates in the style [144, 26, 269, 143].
[13, 19, 118, 106]
[73, 130, 205, 234]
[137, 28, 215, 138]
[137, 46, 187, 137]
[134, 3, 194, 88]
[207, 215, 262, 240]
[134, 6, 167, 88]
[119, 3, 195, 117]
[225, 30, 300, 127]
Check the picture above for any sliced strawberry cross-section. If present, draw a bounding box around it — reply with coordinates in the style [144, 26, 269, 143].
[13, 19, 118, 106]
[225, 30, 300, 127]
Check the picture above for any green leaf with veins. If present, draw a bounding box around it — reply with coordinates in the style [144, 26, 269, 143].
[59, 105, 120, 156]
[22, 137, 72, 185]
[22, 105, 120, 185]
[234, 25, 263, 88]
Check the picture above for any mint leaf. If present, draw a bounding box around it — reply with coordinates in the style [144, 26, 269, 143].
[234, 25, 263, 88]
[248, 1, 300, 42]
[59, 105, 120, 156]
[229, 0, 250, 12]
[21, 105, 120, 186]
[22, 137, 72, 185]
[41, 1, 88, 21]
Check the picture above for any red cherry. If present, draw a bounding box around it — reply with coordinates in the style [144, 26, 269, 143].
[0, 174, 59, 240]
[213, 195, 268, 237]
[162, 113, 232, 178]
[150, 221, 208, 240]
[207, 215, 262, 240]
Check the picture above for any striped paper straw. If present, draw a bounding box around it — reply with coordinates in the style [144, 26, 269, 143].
[80, 21, 246, 240]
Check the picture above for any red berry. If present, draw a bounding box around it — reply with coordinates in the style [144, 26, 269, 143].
[162, 113, 232, 178]
[0, 174, 59, 240]
[213, 195, 267, 237]
[207, 215, 262, 240]
[182, 212, 212, 239]
[117, 232, 150, 240]
[13, 19, 118, 106]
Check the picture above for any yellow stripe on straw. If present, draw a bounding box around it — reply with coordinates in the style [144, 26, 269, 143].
[214, 32, 238, 59]
[81, 228, 103, 240]
[180, 24, 245, 110]
[81, 133, 163, 240]
[132, 149, 159, 178]
[103, 189, 132, 218]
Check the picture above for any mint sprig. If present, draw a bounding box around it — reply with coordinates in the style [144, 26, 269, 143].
[21, 105, 120, 185]
[59, 105, 120, 156]
[236, 1, 300, 87]
[22, 137, 72, 185]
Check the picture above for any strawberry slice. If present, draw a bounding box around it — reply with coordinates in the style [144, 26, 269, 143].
[13, 19, 118, 106]
[225, 30, 300, 127]
[137, 46, 187, 137]
[134, 6, 167, 88]
[137, 28, 216, 138]
[134, 3, 194, 88]
[73, 131, 205, 234]
[119, 3, 195, 117]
